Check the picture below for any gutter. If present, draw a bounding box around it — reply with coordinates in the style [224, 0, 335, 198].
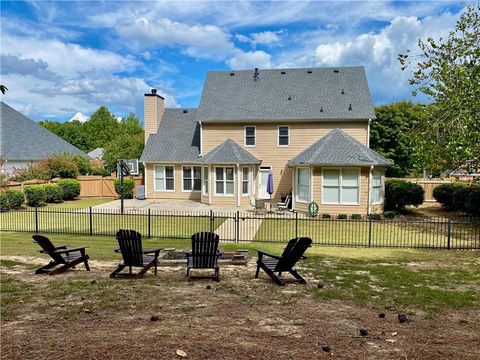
[367, 165, 373, 215]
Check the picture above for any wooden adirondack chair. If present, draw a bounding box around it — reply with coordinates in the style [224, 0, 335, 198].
[32, 235, 90, 275]
[255, 237, 312, 286]
[110, 229, 161, 279]
[186, 232, 223, 281]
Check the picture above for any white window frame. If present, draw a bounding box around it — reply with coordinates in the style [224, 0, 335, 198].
[371, 169, 384, 205]
[241, 166, 251, 196]
[214, 166, 235, 197]
[321, 168, 360, 205]
[295, 167, 311, 203]
[244, 125, 256, 147]
[277, 125, 290, 147]
[154, 165, 175, 192]
[202, 166, 209, 196]
[182, 165, 201, 192]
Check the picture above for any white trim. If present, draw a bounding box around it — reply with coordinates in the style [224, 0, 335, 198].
[214, 166, 235, 197]
[291, 167, 296, 209]
[367, 118, 371, 147]
[321, 167, 360, 205]
[295, 167, 311, 204]
[241, 166, 252, 197]
[154, 165, 175, 192]
[237, 164, 240, 206]
[277, 125, 290, 147]
[199, 121, 203, 156]
[181, 165, 201, 192]
[208, 165, 212, 204]
[202, 166, 209, 196]
[371, 167, 384, 205]
[244, 125, 256, 147]
[143, 162, 147, 198]
[258, 166, 271, 200]
[368, 166, 373, 215]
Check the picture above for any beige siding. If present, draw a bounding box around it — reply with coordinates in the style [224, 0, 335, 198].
[144, 95, 164, 144]
[202, 121, 368, 204]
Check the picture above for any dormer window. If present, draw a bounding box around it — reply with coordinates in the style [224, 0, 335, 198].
[244, 126, 256, 147]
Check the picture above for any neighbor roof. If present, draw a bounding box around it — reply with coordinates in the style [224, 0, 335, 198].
[288, 128, 391, 166]
[0, 102, 88, 161]
[140, 108, 200, 162]
[88, 147, 104, 160]
[196, 67, 375, 122]
[201, 139, 261, 164]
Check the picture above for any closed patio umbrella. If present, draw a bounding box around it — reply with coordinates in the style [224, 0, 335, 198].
[266, 170, 274, 211]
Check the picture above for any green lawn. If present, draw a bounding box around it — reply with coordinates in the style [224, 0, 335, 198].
[46, 198, 114, 208]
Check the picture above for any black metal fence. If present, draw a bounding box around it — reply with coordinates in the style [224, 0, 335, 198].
[1, 207, 479, 249]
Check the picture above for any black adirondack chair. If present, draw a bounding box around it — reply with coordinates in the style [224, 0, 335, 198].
[110, 229, 161, 279]
[32, 235, 90, 275]
[255, 237, 312, 286]
[186, 232, 223, 281]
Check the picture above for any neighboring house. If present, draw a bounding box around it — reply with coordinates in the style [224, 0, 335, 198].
[87, 147, 104, 167]
[0, 102, 88, 174]
[140, 67, 391, 214]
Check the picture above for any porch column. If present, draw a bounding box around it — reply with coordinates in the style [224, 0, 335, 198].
[291, 166, 296, 209]
[208, 165, 212, 205]
[236, 163, 240, 207]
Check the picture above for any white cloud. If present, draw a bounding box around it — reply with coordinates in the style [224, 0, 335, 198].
[250, 31, 282, 45]
[227, 50, 272, 70]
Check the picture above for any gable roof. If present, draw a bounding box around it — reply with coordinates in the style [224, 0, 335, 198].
[288, 128, 391, 167]
[88, 147, 104, 160]
[140, 108, 200, 163]
[201, 139, 260, 164]
[196, 66, 375, 122]
[0, 102, 88, 161]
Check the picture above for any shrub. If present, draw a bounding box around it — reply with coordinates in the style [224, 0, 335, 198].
[114, 178, 135, 199]
[351, 214, 362, 220]
[383, 211, 396, 219]
[321, 213, 331, 219]
[433, 183, 469, 211]
[90, 166, 111, 176]
[10, 162, 50, 182]
[72, 155, 92, 175]
[385, 180, 424, 212]
[24, 185, 46, 207]
[464, 186, 480, 215]
[44, 155, 79, 179]
[337, 214, 348, 220]
[57, 179, 81, 200]
[5, 190, 24, 209]
[43, 184, 64, 203]
[369, 214, 382, 221]
[0, 192, 8, 210]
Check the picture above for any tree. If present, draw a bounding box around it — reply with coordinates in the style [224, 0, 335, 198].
[119, 113, 143, 136]
[39, 120, 88, 151]
[83, 106, 120, 150]
[371, 101, 427, 177]
[398, 3, 480, 174]
[102, 133, 144, 172]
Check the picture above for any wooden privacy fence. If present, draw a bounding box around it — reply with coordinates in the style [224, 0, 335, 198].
[0, 176, 143, 199]
[388, 178, 455, 204]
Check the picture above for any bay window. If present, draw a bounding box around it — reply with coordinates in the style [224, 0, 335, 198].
[242, 166, 251, 195]
[296, 167, 311, 203]
[183, 166, 201, 191]
[371, 169, 383, 204]
[154, 165, 174, 191]
[215, 167, 234, 196]
[322, 168, 360, 205]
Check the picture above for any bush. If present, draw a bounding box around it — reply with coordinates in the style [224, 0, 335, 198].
[337, 214, 348, 220]
[114, 178, 135, 199]
[385, 180, 424, 212]
[321, 214, 331, 219]
[57, 179, 81, 200]
[464, 187, 480, 215]
[5, 190, 24, 209]
[24, 185, 46, 207]
[72, 155, 92, 175]
[90, 166, 111, 176]
[10, 162, 50, 182]
[433, 183, 468, 211]
[351, 214, 362, 220]
[0, 192, 8, 210]
[383, 211, 396, 219]
[369, 214, 382, 221]
[43, 184, 64, 203]
[44, 155, 79, 179]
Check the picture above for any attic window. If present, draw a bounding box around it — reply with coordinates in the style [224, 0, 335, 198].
[230, 72, 235, 76]
[333, 69, 339, 73]
[183, 109, 188, 114]
[281, 71, 286, 74]
[307, 71, 312, 74]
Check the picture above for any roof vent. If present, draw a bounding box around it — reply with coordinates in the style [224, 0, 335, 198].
[183, 109, 188, 114]
[307, 70, 312, 74]
[341, 89, 345, 95]
[348, 104, 352, 111]
[281, 71, 286, 74]
[253, 68, 259, 81]
[151, 88, 157, 94]
[320, 106, 323, 112]
[288, 94, 292, 101]
[230, 72, 235, 76]
[333, 69, 339, 73]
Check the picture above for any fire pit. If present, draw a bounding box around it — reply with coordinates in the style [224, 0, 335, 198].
[158, 248, 250, 266]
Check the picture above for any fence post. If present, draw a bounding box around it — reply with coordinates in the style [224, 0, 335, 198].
[447, 218, 452, 250]
[35, 206, 39, 233]
[235, 211, 240, 243]
[89, 207, 93, 236]
[210, 210, 214, 233]
[368, 215, 372, 248]
[147, 208, 151, 239]
[295, 212, 298, 238]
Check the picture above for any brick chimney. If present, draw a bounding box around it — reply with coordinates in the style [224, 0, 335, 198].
[144, 88, 165, 144]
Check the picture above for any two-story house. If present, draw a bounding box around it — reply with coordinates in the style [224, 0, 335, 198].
[140, 67, 391, 214]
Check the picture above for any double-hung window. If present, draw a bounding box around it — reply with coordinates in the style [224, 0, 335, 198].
[244, 126, 255, 146]
[155, 165, 174, 191]
[322, 168, 360, 204]
[215, 167, 234, 196]
[278, 126, 289, 146]
[183, 166, 201, 191]
[371, 169, 383, 204]
[242, 166, 251, 195]
[296, 167, 311, 203]
[202, 167, 209, 195]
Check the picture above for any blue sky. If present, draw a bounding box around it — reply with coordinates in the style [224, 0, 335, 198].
[0, 1, 468, 122]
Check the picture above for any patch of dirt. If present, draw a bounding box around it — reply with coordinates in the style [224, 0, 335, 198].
[1, 260, 479, 359]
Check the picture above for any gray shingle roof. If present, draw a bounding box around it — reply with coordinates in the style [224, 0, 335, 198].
[88, 147, 104, 160]
[0, 101, 88, 161]
[196, 66, 375, 122]
[140, 108, 200, 162]
[201, 139, 260, 164]
[288, 128, 392, 167]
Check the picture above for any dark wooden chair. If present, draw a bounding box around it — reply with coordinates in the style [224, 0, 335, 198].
[32, 235, 90, 276]
[110, 229, 161, 279]
[186, 232, 222, 281]
[255, 237, 312, 286]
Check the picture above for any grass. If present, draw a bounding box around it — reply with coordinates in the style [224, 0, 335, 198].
[46, 198, 114, 208]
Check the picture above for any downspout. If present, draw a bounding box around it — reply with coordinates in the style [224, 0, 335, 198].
[143, 162, 147, 199]
[291, 166, 296, 210]
[199, 121, 203, 156]
[367, 118, 371, 147]
[367, 165, 373, 215]
[237, 163, 240, 207]
[208, 165, 212, 205]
